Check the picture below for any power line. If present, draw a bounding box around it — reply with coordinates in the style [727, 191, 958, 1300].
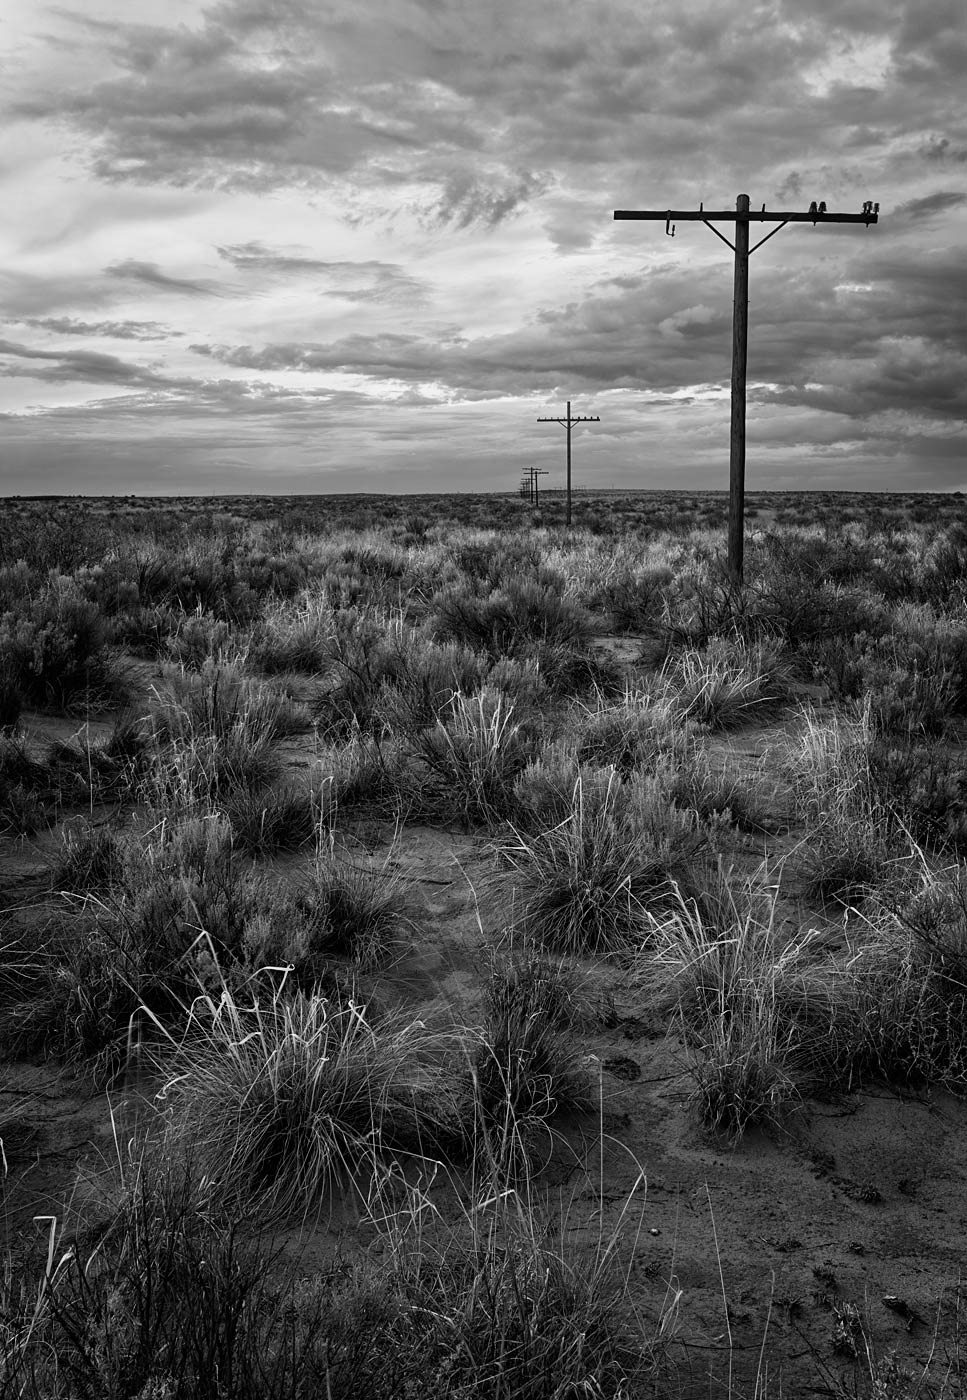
[613, 193, 879, 580]
[536, 400, 600, 526]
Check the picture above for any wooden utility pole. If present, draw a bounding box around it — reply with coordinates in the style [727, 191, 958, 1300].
[529, 466, 549, 506]
[614, 194, 879, 580]
[537, 401, 600, 526]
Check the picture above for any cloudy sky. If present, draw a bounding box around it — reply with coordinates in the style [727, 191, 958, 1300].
[1, 0, 965, 496]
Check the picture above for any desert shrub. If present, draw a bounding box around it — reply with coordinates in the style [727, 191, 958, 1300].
[788, 704, 897, 900]
[290, 845, 414, 972]
[0, 558, 34, 609]
[313, 734, 405, 817]
[757, 528, 876, 590]
[868, 739, 967, 853]
[815, 634, 960, 741]
[3, 915, 185, 1085]
[379, 1200, 661, 1398]
[659, 558, 750, 647]
[411, 687, 541, 826]
[472, 952, 591, 1174]
[510, 741, 586, 835]
[73, 556, 141, 616]
[798, 820, 893, 906]
[250, 592, 334, 675]
[311, 610, 485, 738]
[146, 664, 307, 807]
[819, 879, 967, 1091]
[0, 663, 23, 731]
[0, 579, 121, 710]
[222, 844, 412, 987]
[789, 704, 875, 822]
[918, 522, 967, 605]
[50, 818, 126, 893]
[754, 574, 885, 658]
[45, 716, 152, 807]
[497, 768, 704, 957]
[165, 610, 238, 669]
[449, 536, 547, 590]
[575, 691, 695, 777]
[583, 562, 674, 635]
[645, 872, 826, 1135]
[8, 1144, 665, 1400]
[891, 601, 967, 713]
[371, 638, 488, 736]
[430, 578, 609, 695]
[114, 541, 302, 625]
[221, 782, 321, 857]
[156, 988, 465, 1219]
[235, 550, 307, 603]
[116, 815, 269, 968]
[660, 634, 790, 730]
[0, 506, 112, 574]
[6, 1152, 329, 1400]
[113, 599, 183, 657]
[480, 652, 551, 713]
[669, 746, 773, 837]
[0, 733, 62, 835]
[4, 816, 299, 1079]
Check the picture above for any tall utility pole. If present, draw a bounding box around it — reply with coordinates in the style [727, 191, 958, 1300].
[537, 400, 600, 526]
[614, 193, 879, 580]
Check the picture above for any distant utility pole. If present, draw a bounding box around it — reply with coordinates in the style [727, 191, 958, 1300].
[537, 400, 600, 526]
[528, 466, 549, 506]
[613, 193, 879, 580]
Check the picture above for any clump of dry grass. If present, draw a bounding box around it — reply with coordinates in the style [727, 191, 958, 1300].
[788, 701, 896, 904]
[145, 662, 309, 809]
[153, 985, 465, 1220]
[412, 687, 541, 826]
[497, 768, 704, 958]
[471, 950, 591, 1174]
[660, 634, 790, 730]
[644, 868, 823, 1136]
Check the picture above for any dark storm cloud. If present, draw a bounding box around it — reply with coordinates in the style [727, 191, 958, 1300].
[0, 2, 894, 214]
[104, 259, 227, 297]
[10, 0, 963, 274]
[23, 316, 180, 340]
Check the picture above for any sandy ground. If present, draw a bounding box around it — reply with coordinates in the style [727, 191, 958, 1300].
[3, 678, 965, 1398]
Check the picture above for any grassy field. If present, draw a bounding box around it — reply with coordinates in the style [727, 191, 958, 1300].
[2, 488, 966, 1398]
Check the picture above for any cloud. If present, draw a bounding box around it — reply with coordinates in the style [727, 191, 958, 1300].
[2, 0, 964, 495]
[419, 168, 553, 229]
[215, 243, 429, 301]
[20, 0, 946, 226]
[188, 228, 966, 428]
[22, 317, 180, 340]
[0, 337, 169, 387]
[103, 259, 227, 297]
[892, 189, 967, 221]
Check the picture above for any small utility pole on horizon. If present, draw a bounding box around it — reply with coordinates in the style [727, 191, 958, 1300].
[529, 466, 549, 507]
[537, 401, 601, 526]
[613, 193, 879, 580]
